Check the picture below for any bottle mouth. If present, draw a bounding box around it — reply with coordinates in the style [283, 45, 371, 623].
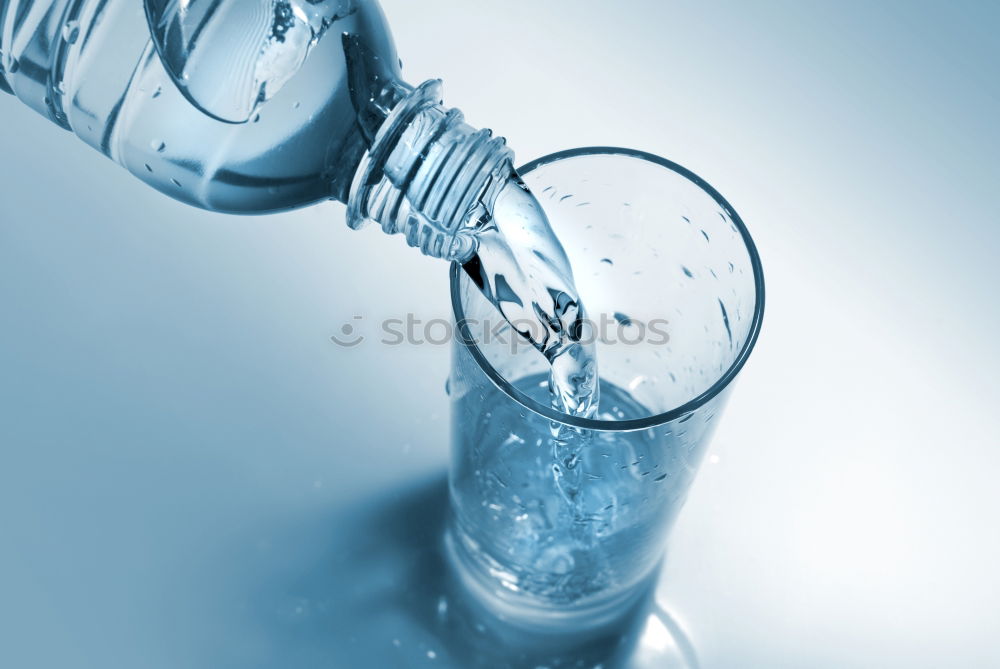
[347, 80, 513, 262]
[450, 146, 766, 432]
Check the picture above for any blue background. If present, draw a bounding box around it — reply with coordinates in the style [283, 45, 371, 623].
[1, 1, 998, 666]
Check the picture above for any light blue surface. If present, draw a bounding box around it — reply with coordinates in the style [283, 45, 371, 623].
[1, 1, 999, 667]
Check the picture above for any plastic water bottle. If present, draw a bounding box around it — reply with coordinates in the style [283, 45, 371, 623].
[0, 0, 515, 262]
[0, 0, 601, 412]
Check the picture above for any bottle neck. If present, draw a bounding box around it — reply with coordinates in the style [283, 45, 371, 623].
[347, 80, 514, 263]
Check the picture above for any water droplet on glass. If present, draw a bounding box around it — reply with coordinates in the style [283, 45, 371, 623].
[144, 164, 153, 172]
[600, 258, 613, 266]
[151, 86, 161, 99]
[681, 266, 694, 278]
[718, 298, 733, 348]
[151, 140, 166, 152]
[171, 178, 182, 188]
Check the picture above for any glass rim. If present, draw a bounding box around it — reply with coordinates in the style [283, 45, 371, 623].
[449, 146, 765, 431]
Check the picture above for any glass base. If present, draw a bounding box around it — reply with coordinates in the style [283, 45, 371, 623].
[444, 526, 697, 667]
[444, 525, 654, 633]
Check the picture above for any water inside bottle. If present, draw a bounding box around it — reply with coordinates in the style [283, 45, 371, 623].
[146, 0, 362, 123]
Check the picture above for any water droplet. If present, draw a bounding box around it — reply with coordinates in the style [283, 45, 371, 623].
[718, 298, 733, 348]
[144, 163, 153, 172]
[681, 266, 694, 278]
[292, 101, 300, 109]
[151, 139, 166, 152]
[654, 474, 667, 482]
[170, 178, 182, 188]
[151, 86, 161, 99]
[701, 229, 710, 242]
[600, 258, 613, 266]
[62, 20, 80, 44]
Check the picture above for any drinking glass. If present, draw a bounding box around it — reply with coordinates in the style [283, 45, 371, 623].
[447, 147, 764, 629]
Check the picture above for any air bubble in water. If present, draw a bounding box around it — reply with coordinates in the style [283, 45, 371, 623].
[62, 20, 80, 44]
